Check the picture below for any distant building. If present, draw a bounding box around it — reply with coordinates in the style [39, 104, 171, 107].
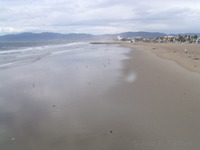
[164, 36, 174, 38]
[117, 36, 122, 41]
[196, 38, 200, 43]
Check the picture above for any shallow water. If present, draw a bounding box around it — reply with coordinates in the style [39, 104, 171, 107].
[0, 42, 130, 150]
[0, 42, 89, 68]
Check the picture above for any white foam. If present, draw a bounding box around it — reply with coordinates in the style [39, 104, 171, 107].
[0, 42, 86, 54]
[51, 50, 74, 55]
[0, 62, 15, 68]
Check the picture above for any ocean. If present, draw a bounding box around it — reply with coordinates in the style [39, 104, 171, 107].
[0, 42, 87, 68]
[0, 41, 130, 69]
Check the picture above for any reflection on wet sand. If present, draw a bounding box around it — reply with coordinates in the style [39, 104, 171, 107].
[1, 42, 200, 150]
[0, 44, 131, 150]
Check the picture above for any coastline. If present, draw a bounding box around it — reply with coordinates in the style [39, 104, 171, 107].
[0, 41, 200, 149]
[103, 41, 200, 149]
[122, 42, 200, 74]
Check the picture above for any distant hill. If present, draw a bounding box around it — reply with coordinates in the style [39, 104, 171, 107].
[100, 31, 167, 39]
[0, 32, 94, 42]
[0, 31, 200, 42]
[169, 33, 200, 37]
[119, 32, 167, 38]
[102, 32, 200, 39]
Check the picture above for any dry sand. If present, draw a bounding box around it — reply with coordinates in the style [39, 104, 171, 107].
[124, 42, 200, 73]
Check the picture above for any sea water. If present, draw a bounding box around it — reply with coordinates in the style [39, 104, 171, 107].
[0, 42, 130, 69]
[0, 42, 88, 68]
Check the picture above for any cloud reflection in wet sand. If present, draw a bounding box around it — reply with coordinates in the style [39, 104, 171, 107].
[0, 43, 130, 150]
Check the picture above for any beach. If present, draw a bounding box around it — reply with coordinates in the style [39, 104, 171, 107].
[124, 42, 200, 73]
[0, 41, 200, 150]
[108, 42, 200, 149]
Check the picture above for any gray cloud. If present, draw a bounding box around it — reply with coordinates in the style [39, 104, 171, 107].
[0, 0, 200, 35]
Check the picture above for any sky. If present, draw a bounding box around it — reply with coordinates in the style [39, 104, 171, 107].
[0, 0, 200, 35]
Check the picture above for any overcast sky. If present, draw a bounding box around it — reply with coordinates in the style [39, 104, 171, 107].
[0, 0, 200, 35]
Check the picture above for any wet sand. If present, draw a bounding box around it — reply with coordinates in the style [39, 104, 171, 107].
[1, 42, 200, 150]
[107, 43, 200, 149]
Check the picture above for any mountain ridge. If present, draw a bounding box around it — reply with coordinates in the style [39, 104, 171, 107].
[0, 32, 200, 42]
[0, 32, 94, 42]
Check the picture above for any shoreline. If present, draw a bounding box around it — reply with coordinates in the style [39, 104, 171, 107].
[1, 41, 200, 149]
[103, 41, 200, 149]
[121, 42, 200, 74]
[90, 41, 121, 44]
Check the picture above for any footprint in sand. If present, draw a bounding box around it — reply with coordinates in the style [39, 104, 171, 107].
[193, 58, 200, 60]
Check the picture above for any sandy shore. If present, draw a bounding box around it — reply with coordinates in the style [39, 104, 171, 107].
[0, 42, 200, 150]
[123, 42, 200, 73]
[106, 42, 200, 149]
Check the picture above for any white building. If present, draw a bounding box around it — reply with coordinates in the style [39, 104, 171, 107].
[117, 35, 122, 41]
[196, 37, 200, 43]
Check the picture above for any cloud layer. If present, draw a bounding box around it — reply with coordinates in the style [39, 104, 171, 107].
[1, 0, 200, 35]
